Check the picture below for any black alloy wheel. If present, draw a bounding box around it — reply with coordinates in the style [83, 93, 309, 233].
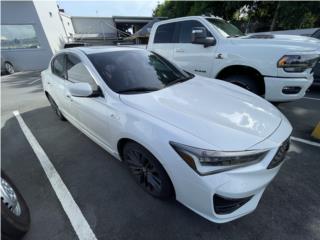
[123, 142, 173, 199]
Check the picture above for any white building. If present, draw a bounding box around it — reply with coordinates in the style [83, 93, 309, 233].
[1, 0, 67, 71]
[1, 1, 165, 72]
[61, 15, 165, 44]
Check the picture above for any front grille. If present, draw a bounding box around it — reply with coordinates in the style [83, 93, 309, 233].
[267, 137, 290, 169]
[213, 194, 253, 215]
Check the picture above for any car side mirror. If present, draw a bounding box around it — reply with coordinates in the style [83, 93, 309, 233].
[68, 82, 93, 97]
[191, 27, 216, 48]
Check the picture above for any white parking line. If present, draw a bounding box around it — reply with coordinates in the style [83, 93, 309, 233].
[291, 136, 320, 148]
[28, 79, 40, 85]
[13, 110, 98, 240]
[303, 97, 320, 101]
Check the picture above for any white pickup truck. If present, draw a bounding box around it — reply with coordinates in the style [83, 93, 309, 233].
[145, 16, 320, 102]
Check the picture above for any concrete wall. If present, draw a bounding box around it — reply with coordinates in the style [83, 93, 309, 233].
[60, 13, 75, 38]
[33, 1, 67, 54]
[1, 1, 53, 71]
[1, 0, 67, 72]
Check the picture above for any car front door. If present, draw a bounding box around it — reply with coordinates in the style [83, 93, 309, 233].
[173, 20, 216, 77]
[64, 53, 112, 148]
[50, 54, 68, 113]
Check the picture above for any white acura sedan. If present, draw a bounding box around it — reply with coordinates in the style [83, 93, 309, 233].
[41, 47, 292, 223]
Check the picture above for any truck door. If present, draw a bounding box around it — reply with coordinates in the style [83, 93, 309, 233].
[173, 20, 216, 77]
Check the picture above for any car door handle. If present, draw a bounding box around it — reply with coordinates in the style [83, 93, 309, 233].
[175, 48, 184, 53]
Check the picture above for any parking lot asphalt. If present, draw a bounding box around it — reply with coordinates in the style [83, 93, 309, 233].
[1, 71, 320, 240]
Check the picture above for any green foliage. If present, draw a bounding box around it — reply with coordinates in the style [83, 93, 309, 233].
[153, 1, 247, 20]
[153, 1, 320, 31]
[249, 1, 320, 31]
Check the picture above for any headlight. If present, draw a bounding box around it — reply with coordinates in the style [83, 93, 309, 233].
[277, 54, 319, 72]
[170, 142, 269, 175]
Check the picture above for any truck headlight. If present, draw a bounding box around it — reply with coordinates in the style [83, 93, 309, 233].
[277, 54, 319, 73]
[170, 142, 269, 175]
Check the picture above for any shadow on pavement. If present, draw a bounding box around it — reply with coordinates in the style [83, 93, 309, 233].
[1, 71, 43, 94]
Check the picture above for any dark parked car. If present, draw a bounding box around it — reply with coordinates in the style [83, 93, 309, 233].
[1, 171, 30, 239]
[311, 29, 320, 85]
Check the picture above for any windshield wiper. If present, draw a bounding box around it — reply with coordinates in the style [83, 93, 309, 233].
[117, 87, 159, 94]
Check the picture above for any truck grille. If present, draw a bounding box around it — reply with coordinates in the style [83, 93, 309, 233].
[267, 137, 290, 169]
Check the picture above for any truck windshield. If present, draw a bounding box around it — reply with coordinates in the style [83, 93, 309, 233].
[88, 50, 193, 94]
[206, 18, 244, 38]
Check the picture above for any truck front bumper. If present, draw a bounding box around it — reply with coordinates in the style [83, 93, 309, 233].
[264, 76, 314, 102]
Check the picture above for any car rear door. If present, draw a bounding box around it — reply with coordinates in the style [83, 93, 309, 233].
[172, 20, 216, 77]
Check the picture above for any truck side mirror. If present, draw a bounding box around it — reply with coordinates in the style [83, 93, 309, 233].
[191, 27, 216, 48]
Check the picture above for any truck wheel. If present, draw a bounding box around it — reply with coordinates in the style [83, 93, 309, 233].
[224, 74, 261, 95]
[1, 171, 30, 239]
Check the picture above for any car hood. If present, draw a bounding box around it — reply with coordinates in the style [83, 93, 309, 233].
[120, 76, 283, 151]
[233, 34, 320, 52]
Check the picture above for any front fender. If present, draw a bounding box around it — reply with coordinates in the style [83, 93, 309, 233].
[214, 43, 282, 77]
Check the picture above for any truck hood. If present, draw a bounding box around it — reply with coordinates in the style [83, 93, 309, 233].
[233, 34, 320, 52]
[120, 76, 283, 151]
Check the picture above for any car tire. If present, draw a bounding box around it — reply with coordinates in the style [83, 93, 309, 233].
[1, 171, 30, 240]
[224, 74, 261, 95]
[47, 95, 66, 121]
[123, 142, 174, 199]
[4, 62, 15, 75]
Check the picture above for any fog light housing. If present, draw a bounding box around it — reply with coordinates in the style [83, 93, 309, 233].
[282, 86, 301, 94]
[213, 194, 253, 215]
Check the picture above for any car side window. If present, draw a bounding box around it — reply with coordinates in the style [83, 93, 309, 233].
[154, 22, 177, 43]
[51, 54, 65, 79]
[66, 54, 98, 91]
[178, 20, 213, 43]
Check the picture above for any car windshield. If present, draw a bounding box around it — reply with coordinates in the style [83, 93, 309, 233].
[87, 50, 193, 94]
[206, 18, 244, 38]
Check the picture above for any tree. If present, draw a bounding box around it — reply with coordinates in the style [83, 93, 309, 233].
[153, 1, 248, 20]
[153, 1, 320, 32]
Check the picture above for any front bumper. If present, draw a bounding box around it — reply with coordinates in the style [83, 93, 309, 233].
[264, 75, 313, 102]
[178, 149, 283, 223]
[170, 116, 292, 223]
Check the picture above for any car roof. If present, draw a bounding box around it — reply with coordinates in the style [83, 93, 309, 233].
[63, 46, 143, 55]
